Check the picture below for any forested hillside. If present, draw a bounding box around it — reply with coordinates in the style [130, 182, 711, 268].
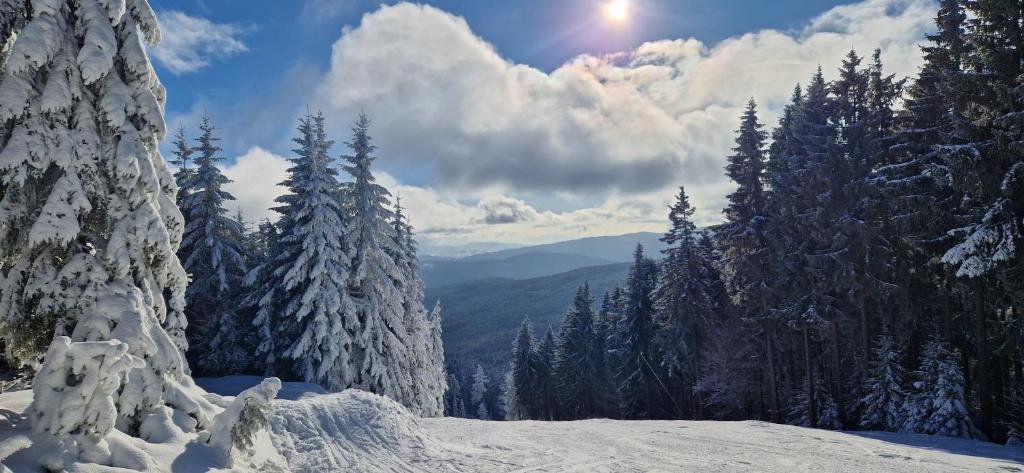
[427, 263, 629, 371]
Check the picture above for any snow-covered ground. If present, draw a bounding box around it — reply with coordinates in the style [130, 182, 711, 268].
[1, 377, 1021, 472]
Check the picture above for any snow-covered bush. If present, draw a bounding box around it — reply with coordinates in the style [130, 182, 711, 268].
[203, 377, 281, 466]
[28, 336, 143, 468]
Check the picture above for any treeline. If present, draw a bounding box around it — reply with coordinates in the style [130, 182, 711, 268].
[122, 113, 445, 416]
[502, 0, 1024, 444]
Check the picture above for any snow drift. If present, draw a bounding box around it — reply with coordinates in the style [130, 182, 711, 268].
[3, 379, 1024, 472]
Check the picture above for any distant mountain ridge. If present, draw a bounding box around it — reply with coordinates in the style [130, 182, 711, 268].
[427, 262, 631, 374]
[421, 251, 614, 289]
[460, 232, 664, 263]
[420, 232, 664, 290]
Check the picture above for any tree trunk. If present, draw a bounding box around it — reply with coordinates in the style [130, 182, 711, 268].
[803, 327, 817, 428]
[974, 278, 993, 437]
[830, 322, 845, 424]
[765, 322, 781, 423]
[942, 273, 953, 343]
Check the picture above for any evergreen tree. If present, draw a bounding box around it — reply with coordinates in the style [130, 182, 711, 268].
[537, 327, 559, 420]
[443, 367, 467, 418]
[593, 291, 617, 417]
[938, 0, 1024, 437]
[859, 334, 907, 431]
[718, 100, 779, 420]
[248, 113, 355, 389]
[902, 339, 981, 439]
[616, 245, 664, 419]
[471, 364, 490, 420]
[0, 0, 215, 448]
[654, 187, 718, 418]
[177, 117, 248, 375]
[506, 318, 536, 420]
[341, 113, 416, 405]
[391, 196, 445, 416]
[555, 284, 598, 419]
[420, 303, 447, 417]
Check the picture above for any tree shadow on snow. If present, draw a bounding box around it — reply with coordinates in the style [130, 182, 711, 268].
[849, 431, 1024, 464]
[170, 439, 223, 472]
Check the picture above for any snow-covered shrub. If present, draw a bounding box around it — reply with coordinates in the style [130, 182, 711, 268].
[28, 336, 143, 468]
[203, 377, 281, 465]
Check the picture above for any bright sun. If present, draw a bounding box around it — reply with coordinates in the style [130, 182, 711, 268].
[603, 0, 630, 24]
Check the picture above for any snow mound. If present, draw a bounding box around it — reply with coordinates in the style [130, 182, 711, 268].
[266, 389, 449, 471]
[197, 376, 327, 401]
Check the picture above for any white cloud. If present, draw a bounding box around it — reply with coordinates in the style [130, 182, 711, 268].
[220, 0, 938, 246]
[216, 146, 669, 246]
[152, 11, 249, 74]
[310, 0, 933, 222]
[221, 147, 291, 223]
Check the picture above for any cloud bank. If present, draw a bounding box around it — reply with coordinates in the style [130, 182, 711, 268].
[313, 0, 931, 194]
[152, 11, 250, 74]
[223, 0, 938, 247]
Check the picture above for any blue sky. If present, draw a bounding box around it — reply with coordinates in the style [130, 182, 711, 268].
[148, 0, 937, 249]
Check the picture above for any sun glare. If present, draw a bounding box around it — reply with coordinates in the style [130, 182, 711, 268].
[603, 0, 630, 24]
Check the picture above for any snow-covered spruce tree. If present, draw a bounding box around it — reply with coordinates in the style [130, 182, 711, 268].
[471, 364, 490, 420]
[616, 245, 665, 419]
[593, 291, 617, 417]
[901, 338, 981, 439]
[341, 113, 417, 406]
[443, 368, 467, 417]
[654, 187, 719, 418]
[537, 327, 559, 420]
[555, 284, 598, 420]
[858, 334, 907, 431]
[506, 317, 536, 420]
[772, 67, 851, 421]
[0, 0, 217, 441]
[248, 112, 355, 387]
[176, 116, 248, 375]
[391, 197, 445, 416]
[940, 0, 1024, 438]
[419, 302, 447, 416]
[881, 0, 966, 344]
[788, 373, 843, 431]
[718, 100, 778, 421]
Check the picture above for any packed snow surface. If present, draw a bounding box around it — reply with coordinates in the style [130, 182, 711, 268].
[2, 378, 1022, 472]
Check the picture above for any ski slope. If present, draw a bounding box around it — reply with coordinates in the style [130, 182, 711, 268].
[420, 417, 1024, 472]
[1, 378, 1021, 472]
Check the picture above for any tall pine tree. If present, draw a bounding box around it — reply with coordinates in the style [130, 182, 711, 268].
[341, 113, 416, 405]
[616, 245, 665, 419]
[0, 0, 217, 452]
[719, 100, 777, 421]
[248, 112, 356, 389]
[176, 117, 248, 375]
[554, 284, 597, 419]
